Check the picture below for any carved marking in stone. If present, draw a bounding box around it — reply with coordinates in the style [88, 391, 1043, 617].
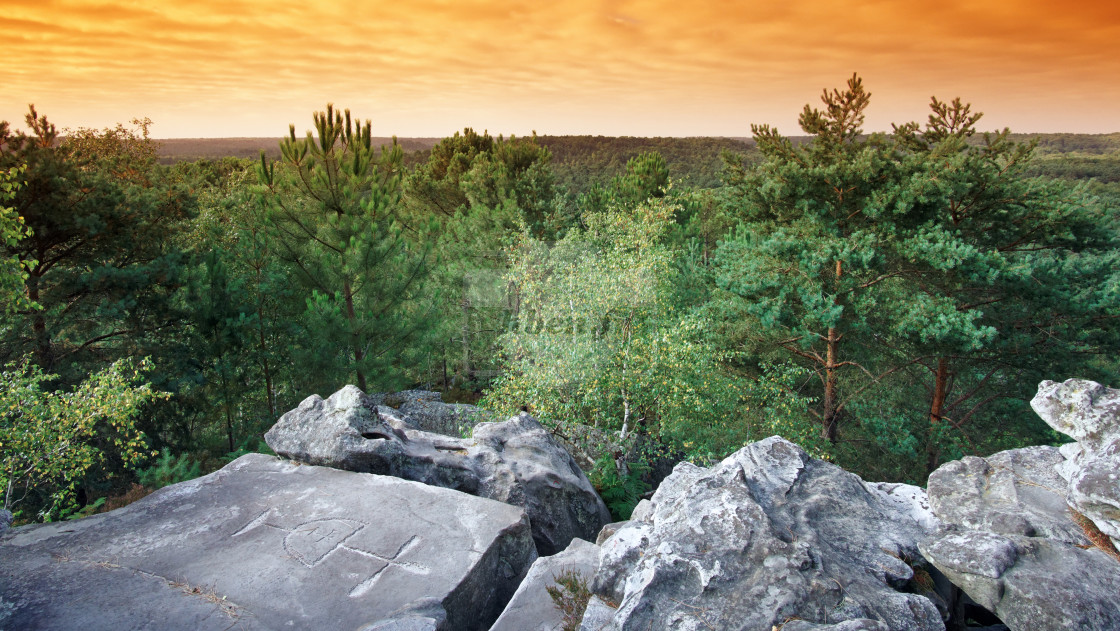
[230, 511, 430, 598]
[232, 508, 282, 537]
[346, 535, 431, 598]
[284, 519, 364, 567]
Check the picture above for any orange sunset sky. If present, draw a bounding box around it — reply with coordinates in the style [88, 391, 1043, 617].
[3, 0, 1119, 138]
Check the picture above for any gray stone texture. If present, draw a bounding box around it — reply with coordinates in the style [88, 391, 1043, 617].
[921, 445, 1120, 630]
[265, 385, 611, 555]
[0, 454, 536, 631]
[578, 596, 618, 631]
[374, 389, 496, 436]
[491, 537, 601, 631]
[586, 436, 944, 631]
[1031, 378, 1120, 545]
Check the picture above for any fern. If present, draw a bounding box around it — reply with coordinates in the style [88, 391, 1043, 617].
[137, 448, 202, 489]
[589, 455, 650, 521]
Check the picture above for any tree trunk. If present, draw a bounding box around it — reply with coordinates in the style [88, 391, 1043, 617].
[822, 326, 840, 442]
[461, 283, 471, 382]
[821, 259, 842, 443]
[28, 271, 52, 370]
[926, 357, 950, 473]
[343, 279, 367, 391]
[256, 309, 275, 419]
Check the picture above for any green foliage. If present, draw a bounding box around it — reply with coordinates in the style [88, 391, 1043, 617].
[485, 192, 822, 468]
[257, 104, 434, 392]
[611, 151, 669, 206]
[485, 198, 743, 450]
[222, 436, 275, 463]
[0, 107, 194, 387]
[546, 569, 593, 631]
[401, 129, 567, 389]
[62, 496, 107, 521]
[0, 166, 34, 317]
[136, 448, 202, 489]
[540, 135, 758, 195]
[715, 75, 1119, 478]
[0, 356, 164, 520]
[588, 455, 650, 520]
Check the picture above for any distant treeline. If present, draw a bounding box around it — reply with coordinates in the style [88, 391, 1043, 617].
[157, 132, 1120, 193]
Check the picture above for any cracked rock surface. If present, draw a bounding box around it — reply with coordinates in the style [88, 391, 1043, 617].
[585, 436, 944, 631]
[1031, 378, 1120, 547]
[920, 445, 1120, 630]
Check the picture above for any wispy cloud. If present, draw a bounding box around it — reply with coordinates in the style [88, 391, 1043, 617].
[2, 0, 1118, 136]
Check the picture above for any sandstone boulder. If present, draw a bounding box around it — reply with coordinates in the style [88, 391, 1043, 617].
[586, 436, 944, 630]
[0, 454, 536, 631]
[373, 389, 495, 436]
[491, 537, 601, 631]
[265, 385, 611, 556]
[921, 445, 1120, 630]
[1031, 378, 1120, 546]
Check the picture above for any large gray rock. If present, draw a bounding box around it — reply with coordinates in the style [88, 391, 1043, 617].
[265, 385, 611, 556]
[374, 389, 495, 436]
[586, 436, 944, 631]
[921, 445, 1120, 630]
[1031, 379, 1120, 546]
[0, 454, 536, 631]
[491, 537, 601, 631]
[1031, 379, 1120, 456]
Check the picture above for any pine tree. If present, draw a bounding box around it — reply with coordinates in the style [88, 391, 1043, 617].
[257, 105, 433, 392]
[715, 76, 1118, 475]
[0, 106, 193, 381]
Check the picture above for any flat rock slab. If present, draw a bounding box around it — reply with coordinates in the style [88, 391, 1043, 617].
[0, 454, 536, 631]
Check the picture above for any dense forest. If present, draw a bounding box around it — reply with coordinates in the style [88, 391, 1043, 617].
[3, 76, 1118, 523]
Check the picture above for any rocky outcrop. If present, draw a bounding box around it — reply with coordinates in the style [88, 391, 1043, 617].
[921, 446, 1120, 629]
[491, 537, 601, 631]
[265, 385, 611, 556]
[1031, 379, 1120, 547]
[0, 454, 536, 631]
[916, 378, 1120, 630]
[584, 436, 944, 631]
[0, 509, 11, 535]
[371, 389, 495, 436]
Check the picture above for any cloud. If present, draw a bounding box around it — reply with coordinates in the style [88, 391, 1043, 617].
[1, 0, 1118, 136]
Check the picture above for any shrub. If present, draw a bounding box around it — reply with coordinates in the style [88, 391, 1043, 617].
[546, 569, 592, 631]
[137, 448, 202, 489]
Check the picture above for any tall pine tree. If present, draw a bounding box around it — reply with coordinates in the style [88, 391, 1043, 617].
[257, 105, 434, 392]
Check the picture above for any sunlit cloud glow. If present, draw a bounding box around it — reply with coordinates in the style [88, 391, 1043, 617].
[3, 0, 1118, 137]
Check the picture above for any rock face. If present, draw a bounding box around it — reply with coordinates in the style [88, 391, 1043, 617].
[491, 537, 601, 631]
[585, 436, 944, 631]
[920, 445, 1120, 629]
[1031, 378, 1120, 547]
[265, 385, 611, 556]
[0, 454, 536, 631]
[373, 389, 495, 436]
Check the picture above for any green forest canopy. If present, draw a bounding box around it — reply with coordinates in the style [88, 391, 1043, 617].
[2, 78, 1118, 523]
